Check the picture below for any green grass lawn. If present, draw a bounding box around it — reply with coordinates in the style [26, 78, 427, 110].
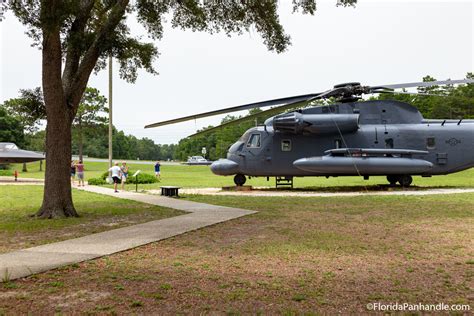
[1, 193, 472, 314]
[9, 160, 474, 189]
[0, 186, 185, 253]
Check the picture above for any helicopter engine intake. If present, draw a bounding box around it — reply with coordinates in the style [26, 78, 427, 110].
[273, 112, 359, 135]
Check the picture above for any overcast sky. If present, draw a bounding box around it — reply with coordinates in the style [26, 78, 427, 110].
[1, 0, 473, 144]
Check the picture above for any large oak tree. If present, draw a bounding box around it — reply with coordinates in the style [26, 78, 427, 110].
[5, 0, 355, 218]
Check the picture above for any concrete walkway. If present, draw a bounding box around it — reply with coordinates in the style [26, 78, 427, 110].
[0, 176, 44, 185]
[0, 186, 256, 281]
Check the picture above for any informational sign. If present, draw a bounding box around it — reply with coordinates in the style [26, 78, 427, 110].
[133, 170, 141, 192]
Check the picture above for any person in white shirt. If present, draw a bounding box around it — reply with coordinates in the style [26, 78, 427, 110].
[108, 162, 122, 193]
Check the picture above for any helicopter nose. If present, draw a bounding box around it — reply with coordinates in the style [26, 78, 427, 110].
[210, 159, 240, 175]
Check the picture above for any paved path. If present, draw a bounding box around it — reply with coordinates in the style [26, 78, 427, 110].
[0, 186, 256, 281]
[0, 176, 44, 185]
[173, 187, 474, 197]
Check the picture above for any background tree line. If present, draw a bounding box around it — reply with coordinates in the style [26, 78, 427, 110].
[373, 73, 474, 119]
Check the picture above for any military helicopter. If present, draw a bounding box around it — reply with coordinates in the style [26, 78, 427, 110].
[0, 143, 45, 164]
[146, 79, 474, 187]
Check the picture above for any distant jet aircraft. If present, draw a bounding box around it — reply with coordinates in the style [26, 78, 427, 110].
[0, 143, 45, 164]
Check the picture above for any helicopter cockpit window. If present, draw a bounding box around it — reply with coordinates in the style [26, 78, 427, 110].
[247, 133, 261, 148]
[281, 140, 292, 152]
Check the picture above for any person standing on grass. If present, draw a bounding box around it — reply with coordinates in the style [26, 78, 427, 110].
[121, 162, 129, 190]
[154, 161, 161, 180]
[109, 162, 122, 193]
[70, 160, 76, 185]
[75, 160, 85, 187]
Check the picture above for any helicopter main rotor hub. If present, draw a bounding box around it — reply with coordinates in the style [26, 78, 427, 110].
[330, 82, 370, 102]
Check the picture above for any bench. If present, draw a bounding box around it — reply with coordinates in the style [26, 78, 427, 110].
[161, 186, 180, 197]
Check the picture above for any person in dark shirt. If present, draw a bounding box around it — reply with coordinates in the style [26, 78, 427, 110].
[70, 160, 76, 185]
[154, 161, 161, 180]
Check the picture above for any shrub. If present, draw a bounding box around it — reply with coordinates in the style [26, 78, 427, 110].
[88, 177, 107, 185]
[0, 164, 10, 170]
[93, 171, 157, 185]
[127, 173, 157, 184]
[0, 170, 13, 176]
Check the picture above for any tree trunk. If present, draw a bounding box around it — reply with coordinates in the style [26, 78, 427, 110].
[22, 163, 27, 172]
[36, 102, 78, 218]
[37, 21, 78, 218]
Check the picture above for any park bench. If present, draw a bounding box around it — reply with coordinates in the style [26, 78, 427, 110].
[160, 186, 180, 197]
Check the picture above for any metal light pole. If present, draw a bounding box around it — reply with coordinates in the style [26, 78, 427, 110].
[108, 55, 113, 168]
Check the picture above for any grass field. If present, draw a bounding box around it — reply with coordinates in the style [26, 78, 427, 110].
[0, 186, 184, 253]
[8, 160, 474, 189]
[0, 193, 472, 314]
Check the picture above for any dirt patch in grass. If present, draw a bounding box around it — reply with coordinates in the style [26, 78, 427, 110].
[0, 194, 472, 314]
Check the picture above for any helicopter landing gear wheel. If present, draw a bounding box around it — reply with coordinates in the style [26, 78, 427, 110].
[387, 175, 399, 186]
[398, 175, 413, 187]
[234, 174, 246, 186]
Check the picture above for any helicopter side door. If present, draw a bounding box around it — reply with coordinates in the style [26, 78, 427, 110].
[240, 131, 272, 175]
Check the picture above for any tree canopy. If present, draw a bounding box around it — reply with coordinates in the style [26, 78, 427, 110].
[0, 106, 25, 147]
[2, 87, 45, 133]
[73, 87, 108, 160]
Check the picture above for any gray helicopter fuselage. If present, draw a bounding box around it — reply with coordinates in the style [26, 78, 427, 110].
[211, 100, 474, 178]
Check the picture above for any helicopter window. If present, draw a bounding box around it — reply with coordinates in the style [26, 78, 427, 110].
[426, 137, 436, 149]
[247, 133, 261, 148]
[281, 140, 292, 152]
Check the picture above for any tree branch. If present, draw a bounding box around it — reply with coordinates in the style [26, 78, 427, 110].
[62, 0, 95, 94]
[66, 0, 129, 120]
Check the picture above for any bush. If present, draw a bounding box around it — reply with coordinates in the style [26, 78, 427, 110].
[95, 171, 157, 185]
[127, 173, 157, 184]
[0, 170, 12, 176]
[87, 177, 107, 185]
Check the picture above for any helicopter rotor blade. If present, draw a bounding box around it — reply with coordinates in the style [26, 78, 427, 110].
[144, 92, 321, 129]
[187, 98, 312, 138]
[376, 90, 449, 97]
[370, 79, 474, 91]
[144, 78, 474, 130]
